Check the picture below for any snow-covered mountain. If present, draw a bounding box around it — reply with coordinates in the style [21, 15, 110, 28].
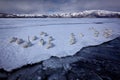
[48, 10, 120, 18]
[0, 10, 120, 18]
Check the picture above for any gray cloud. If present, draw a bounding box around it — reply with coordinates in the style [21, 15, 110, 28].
[0, 0, 120, 14]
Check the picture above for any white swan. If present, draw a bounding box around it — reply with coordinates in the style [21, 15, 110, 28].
[103, 29, 113, 38]
[23, 42, 32, 48]
[16, 39, 24, 45]
[44, 33, 48, 36]
[9, 37, 17, 43]
[89, 27, 99, 37]
[94, 30, 99, 37]
[39, 39, 45, 46]
[40, 32, 45, 35]
[70, 38, 76, 45]
[31, 36, 38, 41]
[46, 40, 54, 49]
[23, 36, 32, 48]
[79, 33, 84, 38]
[69, 33, 76, 45]
[48, 36, 54, 41]
[40, 32, 48, 37]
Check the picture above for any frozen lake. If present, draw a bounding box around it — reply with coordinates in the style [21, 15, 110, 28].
[0, 18, 120, 71]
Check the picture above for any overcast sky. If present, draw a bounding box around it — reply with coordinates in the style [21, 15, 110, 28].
[0, 0, 120, 14]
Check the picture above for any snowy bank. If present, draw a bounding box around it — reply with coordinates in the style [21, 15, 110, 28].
[0, 36, 120, 80]
[0, 18, 120, 71]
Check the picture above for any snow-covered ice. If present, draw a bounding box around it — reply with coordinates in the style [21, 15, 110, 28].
[0, 18, 120, 71]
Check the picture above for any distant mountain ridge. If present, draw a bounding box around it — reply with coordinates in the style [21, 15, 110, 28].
[0, 10, 120, 18]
